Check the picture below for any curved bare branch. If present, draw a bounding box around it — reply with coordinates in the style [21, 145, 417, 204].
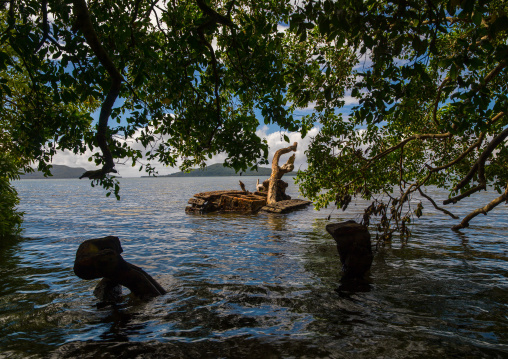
[418, 187, 458, 219]
[426, 132, 485, 173]
[452, 183, 508, 230]
[432, 76, 449, 127]
[476, 60, 507, 94]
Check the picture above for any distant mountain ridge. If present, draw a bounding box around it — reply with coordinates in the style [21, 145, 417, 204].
[19, 165, 89, 179]
[155, 163, 296, 177]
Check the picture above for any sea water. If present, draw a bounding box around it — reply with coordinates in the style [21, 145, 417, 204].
[1, 177, 507, 358]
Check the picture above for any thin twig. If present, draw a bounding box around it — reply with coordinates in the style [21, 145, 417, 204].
[418, 187, 458, 219]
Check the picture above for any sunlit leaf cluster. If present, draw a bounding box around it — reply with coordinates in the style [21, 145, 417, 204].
[293, 0, 508, 240]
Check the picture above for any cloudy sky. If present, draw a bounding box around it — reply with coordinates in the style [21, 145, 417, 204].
[50, 123, 321, 178]
[50, 95, 361, 178]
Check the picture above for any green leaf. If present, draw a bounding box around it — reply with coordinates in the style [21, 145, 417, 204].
[1, 83, 12, 97]
[472, 11, 482, 27]
[449, 64, 458, 80]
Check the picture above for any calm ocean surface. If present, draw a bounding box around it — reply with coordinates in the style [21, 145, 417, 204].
[2, 177, 507, 358]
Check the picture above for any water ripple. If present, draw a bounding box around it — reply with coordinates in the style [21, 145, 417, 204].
[2, 177, 507, 358]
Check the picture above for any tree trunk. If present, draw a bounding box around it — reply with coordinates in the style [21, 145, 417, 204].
[266, 142, 297, 205]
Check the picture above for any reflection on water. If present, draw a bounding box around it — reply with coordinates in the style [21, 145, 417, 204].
[2, 177, 507, 358]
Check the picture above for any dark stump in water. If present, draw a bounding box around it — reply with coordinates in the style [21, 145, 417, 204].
[325, 220, 373, 279]
[73, 236, 166, 300]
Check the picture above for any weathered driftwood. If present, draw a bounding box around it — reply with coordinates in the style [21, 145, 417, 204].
[220, 193, 267, 212]
[194, 190, 246, 200]
[186, 188, 311, 214]
[185, 143, 310, 214]
[239, 180, 247, 192]
[325, 221, 373, 279]
[185, 190, 247, 213]
[266, 142, 298, 205]
[261, 178, 291, 202]
[260, 199, 312, 213]
[73, 236, 166, 300]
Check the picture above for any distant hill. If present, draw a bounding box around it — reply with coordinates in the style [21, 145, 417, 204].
[19, 165, 89, 179]
[154, 163, 296, 177]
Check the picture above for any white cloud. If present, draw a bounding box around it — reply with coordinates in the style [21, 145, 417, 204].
[256, 126, 319, 171]
[50, 147, 156, 178]
[277, 24, 289, 33]
[51, 149, 95, 171]
[50, 124, 320, 177]
[343, 95, 360, 106]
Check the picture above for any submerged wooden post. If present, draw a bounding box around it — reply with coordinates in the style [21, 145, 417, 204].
[266, 142, 298, 205]
[73, 236, 166, 300]
[325, 221, 373, 279]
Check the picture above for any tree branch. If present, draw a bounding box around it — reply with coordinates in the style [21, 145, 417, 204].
[193, 0, 237, 147]
[129, 0, 143, 47]
[426, 132, 485, 173]
[452, 183, 508, 230]
[73, 0, 123, 177]
[197, 27, 221, 123]
[195, 0, 233, 27]
[370, 132, 451, 163]
[477, 60, 507, 94]
[34, 0, 49, 53]
[451, 118, 508, 193]
[418, 187, 458, 219]
[444, 183, 486, 205]
[432, 76, 449, 128]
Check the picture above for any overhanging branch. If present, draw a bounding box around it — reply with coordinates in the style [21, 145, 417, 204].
[426, 132, 485, 173]
[451, 118, 508, 194]
[370, 132, 452, 163]
[73, 0, 123, 177]
[452, 183, 508, 230]
[34, 0, 49, 52]
[418, 187, 458, 219]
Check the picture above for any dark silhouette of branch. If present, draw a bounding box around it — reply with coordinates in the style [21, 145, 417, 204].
[418, 187, 458, 219]
[194, 0, 237, 148]
[72, 0, 122, 177]
[34, 0, 49, 52]
[449, 118, 508, 197]
[475, 60, 507, 95]
[129, 0, 143, 47]
[195, 0, 233, 27]
[452, 184, 508, 230]
[432, 77, 449, 128]
[197, 27, 221, 123]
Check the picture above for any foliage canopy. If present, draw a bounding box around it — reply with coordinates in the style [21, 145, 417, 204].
[1, 0, 302, 198]
[292, 0, 508, 240]
[1, 0, 507, 239]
